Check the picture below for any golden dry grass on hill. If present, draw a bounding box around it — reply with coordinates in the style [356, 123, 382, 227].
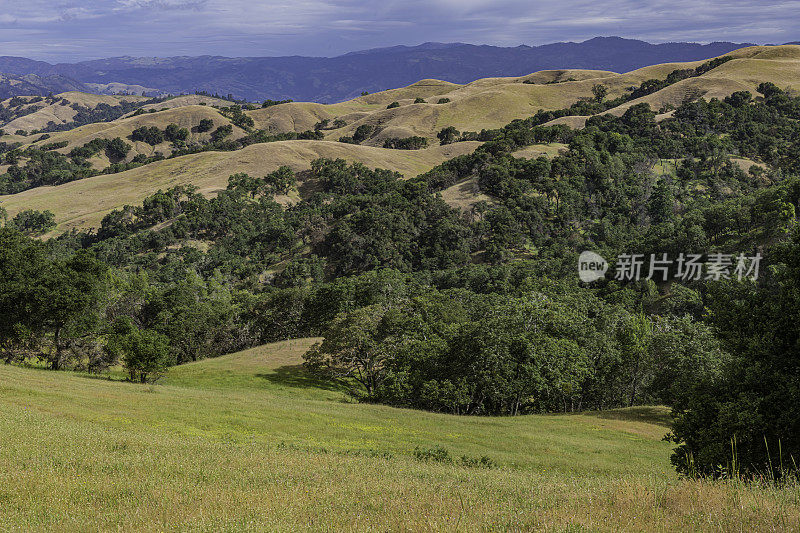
[20, 105, 246, 162]
[604, 51, 800, 117]
[0, 91, 146, 133]
[4, 45, 800, 237]
[0, 140, 481, 233]
[247, 45, 800, 143]
[128, 94, 238, 114]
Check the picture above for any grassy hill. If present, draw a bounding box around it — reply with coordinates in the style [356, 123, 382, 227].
[23, 104, 248, 163]
[1, 339, 796, 531]
[2, 44, 800, 235]
[0, 91, 147, 133]
[0, 140, 481, 233]
[245, 45, 800, 144]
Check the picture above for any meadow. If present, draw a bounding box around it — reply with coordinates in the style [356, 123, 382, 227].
[1, 339, 798, 531]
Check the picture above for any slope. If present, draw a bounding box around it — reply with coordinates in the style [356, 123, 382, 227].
[0, 340, 794, 531]
[18, 104, 248, 167]
[0, 91, 147, 133]
[0, 140, 481, 233]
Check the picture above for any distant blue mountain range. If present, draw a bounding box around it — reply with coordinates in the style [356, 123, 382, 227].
[0, 37, 771, 103]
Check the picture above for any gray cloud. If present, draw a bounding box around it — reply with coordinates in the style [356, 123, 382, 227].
[0, 0, 797, 61]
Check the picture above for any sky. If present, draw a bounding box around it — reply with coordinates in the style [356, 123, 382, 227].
[0, 0, 798, 62]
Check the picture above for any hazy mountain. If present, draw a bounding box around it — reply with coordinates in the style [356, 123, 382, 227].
[0, 73, 88, 99]
[0, 37, 759, 103]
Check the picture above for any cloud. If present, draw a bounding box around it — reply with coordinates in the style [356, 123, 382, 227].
[115, 0, 207, 10]
[0, 0, 797, 61]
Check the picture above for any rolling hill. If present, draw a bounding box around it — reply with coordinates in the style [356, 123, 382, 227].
[3, 41, 800, 533]
[246, 45, 800, 145]
[0, 92, 147, 135]
[1, 339, 794, 531]
[0, 140, 481, 233]
[2, 44, 800, 235]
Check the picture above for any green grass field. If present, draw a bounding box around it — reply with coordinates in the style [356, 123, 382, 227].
[1, 339, 798, 531]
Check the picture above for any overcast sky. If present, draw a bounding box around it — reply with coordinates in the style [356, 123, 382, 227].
[0, 0, 798, 62]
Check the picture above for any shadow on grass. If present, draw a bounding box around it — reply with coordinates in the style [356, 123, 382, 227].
[256, 365, 348, 393]
[592, 406, 673, 427]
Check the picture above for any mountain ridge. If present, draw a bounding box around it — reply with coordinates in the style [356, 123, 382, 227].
[0, 37, 761, 102]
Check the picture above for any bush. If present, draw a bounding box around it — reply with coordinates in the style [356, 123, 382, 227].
[131, 126, 164, 145]
[352, 124, 374, 143]
[386, 102, 400, 109]
[437, 98, 451, 104]
[413, 445, 451, 463]
[105, 137, 131, 161]
[413, 445, 496, 468]
[262, 98, 293, 108]
[164, 123, 189, 142]
[9, 209, 56, 235]
[437, 126, 460, 145]
[197, 118, 214, 132]
[382, 136, 428, 150]
[211, 124, 233, 142]
[414, 97, 425, 104]
[459, 455, 497, 468]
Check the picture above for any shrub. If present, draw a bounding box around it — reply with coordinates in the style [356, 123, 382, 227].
[105, 137, 131, 161]
[413, 445, 451, 463]
[211, 124, 233, 142]
[164, 123, 189, 142]
[197, 118, 214, 132]
[382, 136, 428, 150]
[9, 209, 56, 235]
[262, 98, 293, 108]
[131, 126, 164, 145]
[437, 98, 451, 104]
[352, 124, 374, 143]
[459, 455, 497, 468]
[437, 126, 460, 145]
[386, 102, 400, 109]
[414, 97, 425, 104]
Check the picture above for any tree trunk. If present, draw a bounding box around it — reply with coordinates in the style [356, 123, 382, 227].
[51, 326, 62, 371]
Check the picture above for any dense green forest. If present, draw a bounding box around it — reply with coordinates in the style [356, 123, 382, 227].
[3, 79, 800, 479]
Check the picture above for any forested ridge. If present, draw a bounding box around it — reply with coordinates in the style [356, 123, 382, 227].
[3, 74, 800, 478]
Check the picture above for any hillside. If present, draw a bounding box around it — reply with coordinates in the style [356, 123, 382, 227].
[0, 73, 88, 100]
[4, 38, 800, 533]
[24, 104, 248, 161]
[1, 340, 795, 531]
[3, 45, 800, 234]
[0, 140, 481, 233]
[0, 92, 148, 135]
[247, 45, 800, 144]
